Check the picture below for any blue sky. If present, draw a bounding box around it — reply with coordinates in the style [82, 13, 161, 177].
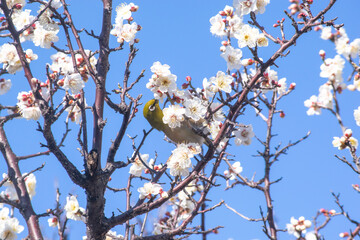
[1, 0, 360, 239]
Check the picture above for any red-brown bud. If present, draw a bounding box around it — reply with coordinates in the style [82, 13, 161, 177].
[280, 112, 285, 118]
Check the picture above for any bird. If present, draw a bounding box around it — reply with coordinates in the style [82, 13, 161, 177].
[143, 99, 205, 145]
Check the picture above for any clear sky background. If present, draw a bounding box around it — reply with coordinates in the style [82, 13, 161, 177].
[1, 0, 360, 239]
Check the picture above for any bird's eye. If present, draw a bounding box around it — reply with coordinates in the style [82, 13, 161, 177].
[149, 104, 155, 112]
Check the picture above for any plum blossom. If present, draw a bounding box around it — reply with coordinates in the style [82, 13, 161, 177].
[286, 216, 312, 238]
[234, 125, 255, 146]
[32, 24, 59, 48]
[332, 129, 358, 150]
[167, 144, 194, 177]
[138, 182, 162, 199]
[0, 79, 11, 95]
[115, 2, 137, 22]
[61, 73, 85, 94]
[162, 104, 185, 128]
[221, 45, 243, 71]
[209, 14, 226, 37]
[64, 195, 85, 221]
[320, 55, 345, 83]
[209, 71, 233, 93]
[183, 97, 207, 122]
[354, 106, 360, 126]
[47, 217, 58, 227]
[320, 26, 333, 40]
[235, 24, 259, 48]
[255, 0, 270, 14]
[276, 78, 287, 95]
[129, 153, 149, 177]
[256, 33, 268, 47]
[233, 0, 258, 16]
[304, 95, 321, 116]
[0, 217, 24, 240]
[147, 61, 177, 101]
[224, 161, 243, 180]
[16, 91, 41, 120]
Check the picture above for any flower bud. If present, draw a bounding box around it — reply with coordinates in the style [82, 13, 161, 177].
[289, 83, 296, 90]
[280, 112, 285, 118]
[319, 49, 326, 59]
[339, 232, 349, 238]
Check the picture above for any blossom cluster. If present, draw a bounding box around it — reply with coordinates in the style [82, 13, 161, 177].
[152, 180, 203, 235]
[110, 3, 140, 44]
[64, 195, 85, 222]
[0, 206, 24, 240]
[1, 173, 36, 200]
[286, 216, 312, 238]
[332, 129, 358, 150]
[305, 27, 360, 117]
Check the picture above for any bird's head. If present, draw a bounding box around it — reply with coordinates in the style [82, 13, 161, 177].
[143, 99, 165, 131]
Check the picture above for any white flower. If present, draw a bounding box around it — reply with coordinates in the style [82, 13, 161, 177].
[24, 173, 36, 199]
[224, 161, 243, 180]
[276, 78, 287, 95]
[106, 230, 124, 240]
[129, 153, 149, 177]
[138, 182, 162, 199]
[335, 37, 351, 58]
[162, 104, 185, 128]
[255, 0, 270, 14]
[183, 97, 207, 122]
[49, 0, 62, 9]
[332, 136, 346, 150]
[50, 52, 74, 74]
[47, 217, 58, 227]
[210, 102, 225, 122]
[0, 0, 25, 13]
[209, 14, 226, 37]
[235, 24, 259, 48]
[0, 207, 10, 221]
[146, 62, 177, 101]
[0, 79, 12, 95]
[115, 3, 136, 22]
[202, 77, 216, 99]
[304, 95, 321, 116]
[221, 46, 243, 71]
[32, 24, 59, 48]
[318, 84, 333, 109]
[16, 91, 42, 120]
[120, 22, 138, 44]
[286, 216, 312, 238]
[320, 26, 332, 40]
[349, 38, 360, 59]
[64, 96, 85, 124]
[233, 0, 258, 16]
[62, 73, 85, 94]
[12, 9, 34, 32]
[228, 15, 243, 37]
[320, 55, 345, 83]
[0, 43, 23, 74]
[305, 232, 317, 240]
[209, 120, 221, 139]
[0, 217, 24, 240]
[167, 144, 193, 177]
[234, 125, 255, 146]
[354, 106, 360, 126]
[210, 71, 233, 93]
[256, 33, 268, 47]
[64, 195, 85, 221]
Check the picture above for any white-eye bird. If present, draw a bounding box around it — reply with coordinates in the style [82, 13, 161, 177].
[143, 99, 205, 145]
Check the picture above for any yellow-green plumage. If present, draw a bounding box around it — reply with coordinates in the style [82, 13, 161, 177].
[143, 99, 205, 145]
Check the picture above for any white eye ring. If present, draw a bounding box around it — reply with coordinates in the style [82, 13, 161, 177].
[149, 104, 155, 112]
